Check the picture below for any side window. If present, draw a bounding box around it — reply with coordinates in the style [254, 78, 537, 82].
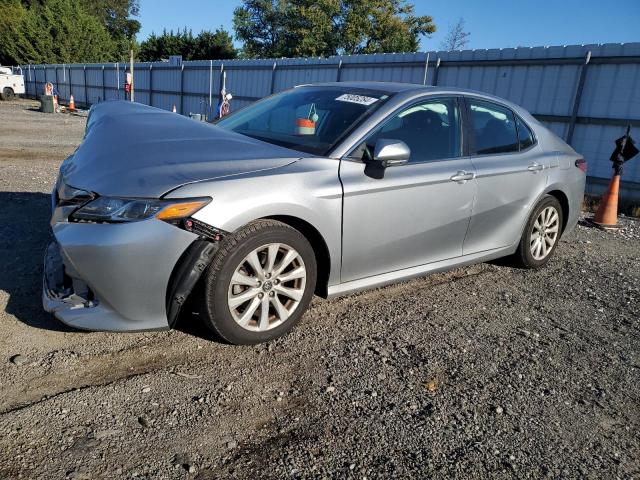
[469, 100, 519, 155]
[516, 115, 535, 150]
[351, 98, 462, 163]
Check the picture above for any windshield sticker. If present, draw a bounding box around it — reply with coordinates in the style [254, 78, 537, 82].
[335, 94, 379, 106]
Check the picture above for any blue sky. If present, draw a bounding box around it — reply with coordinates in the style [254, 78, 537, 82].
[138, 0, 640, 52]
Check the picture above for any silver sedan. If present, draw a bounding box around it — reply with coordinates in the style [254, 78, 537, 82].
[44, 82, 586, 344]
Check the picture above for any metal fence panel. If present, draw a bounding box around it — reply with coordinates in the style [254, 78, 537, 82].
[19, 42, 640, 189]
[580, 63, 640, 119]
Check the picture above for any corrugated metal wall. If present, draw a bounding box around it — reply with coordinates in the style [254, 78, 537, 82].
[21, 42, 640, 189]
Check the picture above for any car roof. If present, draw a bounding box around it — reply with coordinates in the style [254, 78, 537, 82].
[298, 81, 489, 96]
[299, 81, 428, 94]
[299, 81, 534, 121]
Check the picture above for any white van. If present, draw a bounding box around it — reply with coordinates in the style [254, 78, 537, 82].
[0, 66, 26, 100]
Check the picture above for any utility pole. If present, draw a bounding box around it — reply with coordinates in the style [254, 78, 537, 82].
[130, 49, 135, 102]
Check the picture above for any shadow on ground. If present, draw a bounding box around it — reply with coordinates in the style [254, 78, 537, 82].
[175, 310, 220, 342]
[173, 281, 222, 342]
[0, 191, 75, 332]
[0, 191, 217, 338]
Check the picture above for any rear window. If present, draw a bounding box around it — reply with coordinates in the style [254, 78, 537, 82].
[469, 99, 519, 155]
[516, 115, 535, 150]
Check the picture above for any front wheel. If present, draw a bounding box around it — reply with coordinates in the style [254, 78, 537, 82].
[201, 220, 317, 344]
[513, 195, 563, 268]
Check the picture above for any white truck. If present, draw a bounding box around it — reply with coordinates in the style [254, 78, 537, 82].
[0, 66, 25, 100]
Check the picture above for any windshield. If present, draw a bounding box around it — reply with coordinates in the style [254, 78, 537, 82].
[215, 86, 391, 156]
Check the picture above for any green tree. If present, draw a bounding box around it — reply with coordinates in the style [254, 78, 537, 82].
[233, 0, 436, 58]
[139, 28, 237, 61]
[138, 28, 194, 61]
[84, 0, 141, 57]
[0, 0, 117, 64]
[191, 29, 236, 60]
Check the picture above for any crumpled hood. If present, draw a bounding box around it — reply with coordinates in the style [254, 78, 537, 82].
[60, 101, 301, 198]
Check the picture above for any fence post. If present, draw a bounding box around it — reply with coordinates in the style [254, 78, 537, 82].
[83, 65, 88, 106]
[101, 66, 105, 102]
[566, 51, 592, 146]
[270, 61, 277, 94]
[116, 63, 120, 100]
[218, 63, 225, 106]
[54, 65, 58, 96]
[179, 63, 185, 114]
[149, 64, 153, 107]
[209, 60, 213, 107]
[336, 57, 343, 82]
[422, 52, 430, 85]
[432, 57, 441, 86]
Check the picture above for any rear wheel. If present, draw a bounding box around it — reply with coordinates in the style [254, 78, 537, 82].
[513, 195, 563, 268]
[1, 88, 15, 101]
[201, 220, 317, 344]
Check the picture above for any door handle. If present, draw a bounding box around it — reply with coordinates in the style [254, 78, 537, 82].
[527, 163, 545, 172]
[450, 171, 475, 183]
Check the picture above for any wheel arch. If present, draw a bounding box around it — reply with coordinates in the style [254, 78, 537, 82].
[262, 215, 331, 298]
[515, 186, 572, 247]
[545, 189, 570, 235]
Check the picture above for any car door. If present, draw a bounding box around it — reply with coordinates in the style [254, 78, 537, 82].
[339, 97, 476, 283]
[462, 97, 551, 255]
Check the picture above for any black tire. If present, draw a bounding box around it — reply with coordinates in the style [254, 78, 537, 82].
[201, 220, 317, 345]
[1, 88, 15, 101]
[513, 195, 563, 269]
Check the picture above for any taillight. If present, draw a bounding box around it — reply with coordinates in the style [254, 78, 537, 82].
[575, 158, 587, 173]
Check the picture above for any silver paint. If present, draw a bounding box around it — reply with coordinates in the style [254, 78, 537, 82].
[43, 82, 586, 331]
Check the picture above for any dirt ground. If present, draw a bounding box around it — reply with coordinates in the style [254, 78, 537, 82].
[0, 99, 639, 479]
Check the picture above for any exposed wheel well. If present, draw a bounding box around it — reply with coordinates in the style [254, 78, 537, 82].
[263, 215, 331, 298]
[546, 190, 570, 234]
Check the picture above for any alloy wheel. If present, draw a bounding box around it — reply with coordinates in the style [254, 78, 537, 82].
[530, 206, 560, 260]
[227, 243, 307, 332]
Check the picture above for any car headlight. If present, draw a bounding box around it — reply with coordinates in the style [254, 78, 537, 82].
[70, 196, 210, 223]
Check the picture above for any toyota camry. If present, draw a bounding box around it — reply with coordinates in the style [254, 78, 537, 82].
[44, 82, 586, 344]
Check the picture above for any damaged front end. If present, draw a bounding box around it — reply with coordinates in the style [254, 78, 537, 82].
[165, 219, 228, 327]
[43, 240, 96, 312]
[43, 179, 225, 332]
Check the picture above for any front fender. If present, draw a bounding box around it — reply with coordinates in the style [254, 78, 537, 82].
[166, 158, 343, 286]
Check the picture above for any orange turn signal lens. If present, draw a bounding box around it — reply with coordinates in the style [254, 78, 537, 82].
[156, 200, 209, 221]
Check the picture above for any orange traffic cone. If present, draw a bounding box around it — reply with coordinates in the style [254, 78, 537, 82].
[172, 104, 177, 113]
[68, 94, 75, 112]
[592, 174, 621, 229]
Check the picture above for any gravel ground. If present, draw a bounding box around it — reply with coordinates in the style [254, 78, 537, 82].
[0, 99, 639, 479]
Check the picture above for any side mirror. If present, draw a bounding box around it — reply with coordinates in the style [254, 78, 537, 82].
[373, 139, 411, 167]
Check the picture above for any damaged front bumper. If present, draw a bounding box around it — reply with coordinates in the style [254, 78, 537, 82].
[42, 219, 212, 332]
